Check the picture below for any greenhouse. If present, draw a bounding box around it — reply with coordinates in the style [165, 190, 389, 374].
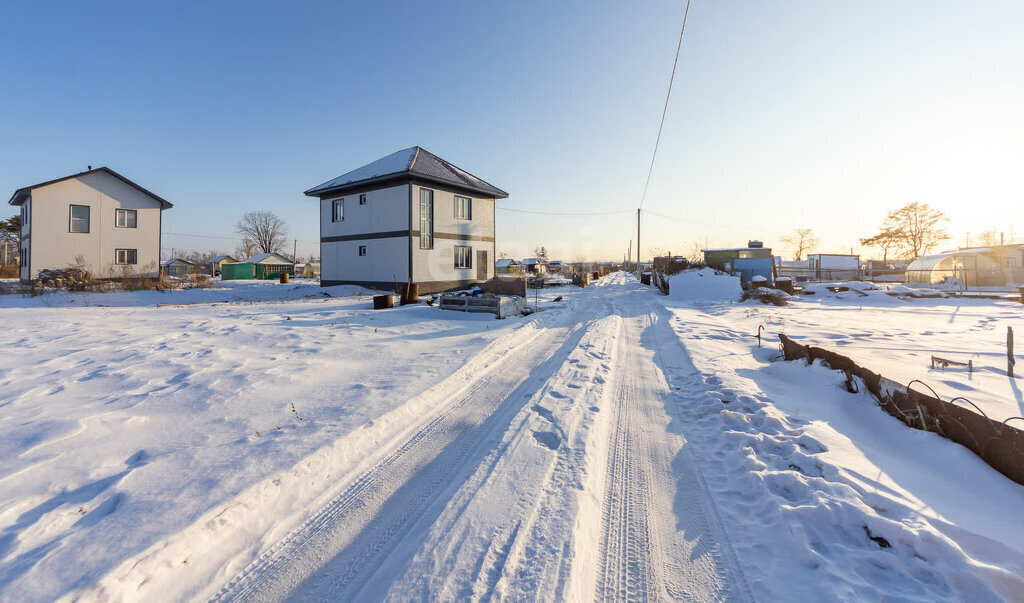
[904, 251, 1006, 287]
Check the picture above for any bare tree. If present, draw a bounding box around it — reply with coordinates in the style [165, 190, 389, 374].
[887, 202, 949, 258]
[235, 211, 288, 254]
[860, 227, 902, 264]
[234, 238, 259, 260]
[780, 228, 818, 261]
[977, 229, 999, 247]
[685, 242, 704, 263]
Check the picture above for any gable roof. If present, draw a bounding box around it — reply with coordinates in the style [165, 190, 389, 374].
[239, 252, 294, 264]
[162, 257, 193, 266]
[495, 258, 519, 267]
[209, 255, 237, 263]
[304, 147, 508, 199]
[8, 166, 173, 208]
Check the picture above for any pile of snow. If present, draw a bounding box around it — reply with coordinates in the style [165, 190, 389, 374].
[667, 268, 742, 302]
[838, 280, 881, 291]
[887, 285, 948, 298]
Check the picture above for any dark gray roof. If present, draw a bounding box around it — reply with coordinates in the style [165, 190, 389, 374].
[304, 147, 508, 199]
[8, 166, 173, 208]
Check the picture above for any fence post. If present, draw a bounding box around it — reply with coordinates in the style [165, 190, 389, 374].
[1009, 326, 1015, 378]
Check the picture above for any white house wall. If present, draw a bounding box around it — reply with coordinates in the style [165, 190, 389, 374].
[319, 183, 410, 287]
[411, 183, 494, 287]
[23, 171, 164, 280]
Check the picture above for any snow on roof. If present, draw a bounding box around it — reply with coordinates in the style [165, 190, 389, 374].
[304, 146, 508, 199]
[495, 258, 518, 267]
[162, 258, 193, 266]
[241, 252, 293, 264]
[209, 255, 236, 263]
[521, 258, 541, 265]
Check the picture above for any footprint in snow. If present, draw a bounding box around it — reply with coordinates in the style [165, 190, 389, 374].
[532, 431, 561, 451]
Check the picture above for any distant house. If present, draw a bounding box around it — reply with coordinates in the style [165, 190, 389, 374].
[161, 258, 193, 276]
[7, 166, 172, 283]
[547, 260, 564, 274]
[304, 146, 509, 294]
[495, 258, 520, 275]
[703, 241, 774, 286]
[221, 252, 295, 280]
[521, 258, 546, 275]
[208, 255, 237, 276]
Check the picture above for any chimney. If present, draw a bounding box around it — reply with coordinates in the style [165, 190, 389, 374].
[87, 165, 92, 171]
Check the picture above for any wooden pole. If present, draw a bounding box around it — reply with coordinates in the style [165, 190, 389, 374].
[637, 208, 641, 276]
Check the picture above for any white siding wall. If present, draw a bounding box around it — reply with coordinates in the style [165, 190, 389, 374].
[20, 199, 30, 281]
[319, 183, 410, 285]
[411, 183, 495, 284]
[24, 172, 164, 279]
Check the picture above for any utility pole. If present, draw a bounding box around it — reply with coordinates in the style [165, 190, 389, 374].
[637, 208, 641, 275]
[627, 240, 631, 270]
[293, 239, 297, 262]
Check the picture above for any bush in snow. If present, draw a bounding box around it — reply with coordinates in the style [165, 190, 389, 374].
[741, 287, 790, 306]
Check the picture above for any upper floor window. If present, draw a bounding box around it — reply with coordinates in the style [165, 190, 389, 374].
[359, 194, 367, 205]
[115, 248, 138, 265]
[455, 196, 472, 220]
[116, 209, 137, 228]
[419, 189, 434, 249]
[20, 202, 28, 227]
[455, 245, 473, 268]
[358, 245, 367, 256]
[69, 205, 90, 233]
[332, 198, 344, 222]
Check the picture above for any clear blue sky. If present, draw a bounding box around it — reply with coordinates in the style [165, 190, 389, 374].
[3, 1, 1023, 261]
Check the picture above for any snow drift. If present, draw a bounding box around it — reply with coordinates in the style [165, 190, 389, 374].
[667, 268, 742, 302]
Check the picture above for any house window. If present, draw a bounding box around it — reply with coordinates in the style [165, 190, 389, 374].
[69, 205, 90, 233]
[419, 189, 433, 249]
[20, 202, 29, 226]
[455, 245, 473, 269]
[332, 198, 344, 222]
[115, 249, 138, 265]
[116, 209, 137, 228]
[455, 195, 472, 220]
[20, 247, 27, 268]
[359, 194, 367, 205]
[358, 245, 367, 256]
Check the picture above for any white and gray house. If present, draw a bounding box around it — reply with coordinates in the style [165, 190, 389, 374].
[304, 147, 508, 294]
[8, 167, 172, 282]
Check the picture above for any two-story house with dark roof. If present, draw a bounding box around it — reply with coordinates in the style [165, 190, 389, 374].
[8, 167, 172, 283]
[304, 147, 508, 294]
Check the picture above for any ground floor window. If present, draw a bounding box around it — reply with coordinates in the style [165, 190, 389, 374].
[455, 245, 472, 268]
[116, 248, 138, 265]
[358, 245, 367, 256]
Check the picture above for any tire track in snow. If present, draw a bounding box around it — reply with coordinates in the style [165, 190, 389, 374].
[211, 310, 598, 601]
[595, 293, 752, 602]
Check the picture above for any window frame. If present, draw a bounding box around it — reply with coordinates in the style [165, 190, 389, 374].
[419, 189, 434, 249]
[359, 193, 367, 205]
[454, 195, 472, 220]
[115, 248, 138, 265]
[358, 245, 367, 256]
[115, 208, 138, 228]
[331, 198, 345, 222]
[69, 204, 90, 233]
[454, 245, 473, 269]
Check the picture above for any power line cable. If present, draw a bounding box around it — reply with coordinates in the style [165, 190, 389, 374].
[638, 0, 692, 211]
[496, 207, 635, 217]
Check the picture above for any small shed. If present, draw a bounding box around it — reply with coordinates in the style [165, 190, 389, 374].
[221, 252, 295, 280]
[521, 258, 546, 275]
[703, 241, 773, 271]
[208, 255, 237, 276]
[495, 258, 520, 275]
[807, 253, 860, 281]
[303, 261, 321, 278]
[161, 258, 193, 276]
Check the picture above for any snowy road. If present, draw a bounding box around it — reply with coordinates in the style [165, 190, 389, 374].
[206, 274, 747, 601]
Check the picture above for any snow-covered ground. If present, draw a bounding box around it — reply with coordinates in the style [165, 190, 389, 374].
[1, 273, 1022, 600]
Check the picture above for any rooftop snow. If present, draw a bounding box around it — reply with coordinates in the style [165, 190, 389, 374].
[304, 147, 508, 199]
